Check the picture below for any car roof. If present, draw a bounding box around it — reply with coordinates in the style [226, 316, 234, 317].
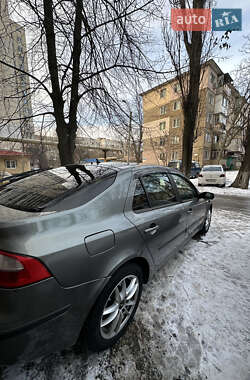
[96, 163, 183, 173]
[202, 165, 223, 168]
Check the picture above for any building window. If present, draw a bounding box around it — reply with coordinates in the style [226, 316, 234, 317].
[211, 151, 218, 159]
[214, 135, 219, 143]
[160, 137, 165, 146]
[5, 160, 17, 169]
[173, 118, 180, 128]
[159, 121, 166, 130]
[160, 105, 167, 115]
[171, 151, 178, 160]
[173, 101, 180, 110]
[173, 83, 181, 93]
[160, 88, 166, 98]
[205, 133, 211, 143]
[208, 93, 214, 105]
[204, 150, 210, 160]
[222, 96, 228, 108]
[171, 136, 180, 144]
[206, 113, 213, 125]
[159, 153, 166, 160]
[210, 72, 216, 85]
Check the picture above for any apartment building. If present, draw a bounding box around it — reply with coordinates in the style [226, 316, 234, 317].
[141, 59, 243, 168]
[0, 0, 34, 151]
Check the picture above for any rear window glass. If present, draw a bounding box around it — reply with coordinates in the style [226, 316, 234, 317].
[168, 161, 181, 169]
[0, 165, 116, 212]
[202, 166, 222, 172]
[132, 179, 150, 212]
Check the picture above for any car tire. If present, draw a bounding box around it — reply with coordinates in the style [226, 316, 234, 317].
[199, 208, 212, 235]
[85, 263, 143, 352]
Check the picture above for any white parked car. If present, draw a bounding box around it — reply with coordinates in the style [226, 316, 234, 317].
[198, 165, 226, 187]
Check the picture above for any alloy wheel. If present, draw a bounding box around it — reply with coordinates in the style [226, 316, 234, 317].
[100, 275, 139, 339]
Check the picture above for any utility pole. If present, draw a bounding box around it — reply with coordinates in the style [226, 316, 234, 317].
[127, 111, 132, 164]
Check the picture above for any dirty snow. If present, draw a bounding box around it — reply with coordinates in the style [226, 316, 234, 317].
[1, 209, 250, 380]
[191, 170, 250, 198]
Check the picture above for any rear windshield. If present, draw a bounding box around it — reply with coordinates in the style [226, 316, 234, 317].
[168, 161, 181, 169]
[0, 165, 116, 212]
[202, 166, 222, 172]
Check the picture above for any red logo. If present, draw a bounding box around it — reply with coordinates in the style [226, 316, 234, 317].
[171, 9, 211, 31]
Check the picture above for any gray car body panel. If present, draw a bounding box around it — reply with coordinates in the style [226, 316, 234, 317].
[0, 165, 211, 364]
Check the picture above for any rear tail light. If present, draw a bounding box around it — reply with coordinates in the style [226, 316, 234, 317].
[220, 174, 225, 177]
[199, 174, 203, 177]
[0, 250, 51, 288]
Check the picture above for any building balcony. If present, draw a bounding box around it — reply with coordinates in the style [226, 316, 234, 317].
[213, 124, 226, 134]
[215, 84, 231, 97]
[227, 142, 243, 153]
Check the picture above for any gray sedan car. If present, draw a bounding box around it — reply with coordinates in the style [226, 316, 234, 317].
[0, 164, 214, 364]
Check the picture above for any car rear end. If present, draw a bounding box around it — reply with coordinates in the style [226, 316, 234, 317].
[198, 165, 226, 186]
[0, 205, 112, 365]
[0, 165, 120, 364]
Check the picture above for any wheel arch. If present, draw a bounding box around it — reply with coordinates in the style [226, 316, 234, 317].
[109, 256, 150, 284]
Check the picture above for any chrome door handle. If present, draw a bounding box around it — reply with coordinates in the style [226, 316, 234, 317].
[187, 209, 193, 214]
[144, 225, 159, 235]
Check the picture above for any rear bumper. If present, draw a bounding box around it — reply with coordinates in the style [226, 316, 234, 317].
[198, 177, 226, 186]
[0, 276, 108, 365]
[0, 304, 73, 365]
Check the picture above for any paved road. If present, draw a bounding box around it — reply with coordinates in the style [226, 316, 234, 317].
[213, 194, 250, 216]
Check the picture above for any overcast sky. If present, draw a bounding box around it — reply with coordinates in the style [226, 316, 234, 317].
[212, 0, 250, 74]
[8, 0, 249, 138]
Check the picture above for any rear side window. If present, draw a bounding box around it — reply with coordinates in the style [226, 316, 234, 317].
[132, 179, 150, 212]
[171, 174, 197, 201]
[0, 165, 116, 212]
[141, 172, 177, 208]
[202, 166, 222, 171]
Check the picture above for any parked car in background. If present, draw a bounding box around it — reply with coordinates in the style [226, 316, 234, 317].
[168, 160, 201, 179]
[0, 171, 11, 186]
[0, 164, 214, 364]
[198, 165, 226, 187]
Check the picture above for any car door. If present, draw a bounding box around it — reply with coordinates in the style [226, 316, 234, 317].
[124, 170, 188, 268]
[169, 173, 207, 237]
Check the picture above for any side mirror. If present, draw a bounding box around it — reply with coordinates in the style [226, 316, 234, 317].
[198, 191, 214, 200]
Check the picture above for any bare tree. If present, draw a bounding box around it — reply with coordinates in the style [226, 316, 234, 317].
[0, 0, 161, 165]
[111, 91, 144, 164]
[231, 36, 250, 189]
[162, 0, 228, 176]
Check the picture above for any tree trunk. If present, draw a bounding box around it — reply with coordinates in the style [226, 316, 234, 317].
[182, 107, 196, 176]
[57, 122, 77, 165]
[181, 0, 204, 177]
[231, 120, 250, 189]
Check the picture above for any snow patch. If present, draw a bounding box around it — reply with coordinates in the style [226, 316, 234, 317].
[1, 208, 250, 380]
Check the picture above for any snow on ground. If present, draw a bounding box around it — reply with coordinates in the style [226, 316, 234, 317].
[191, 171, 250, 197]
[1, 209, 250, 380]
